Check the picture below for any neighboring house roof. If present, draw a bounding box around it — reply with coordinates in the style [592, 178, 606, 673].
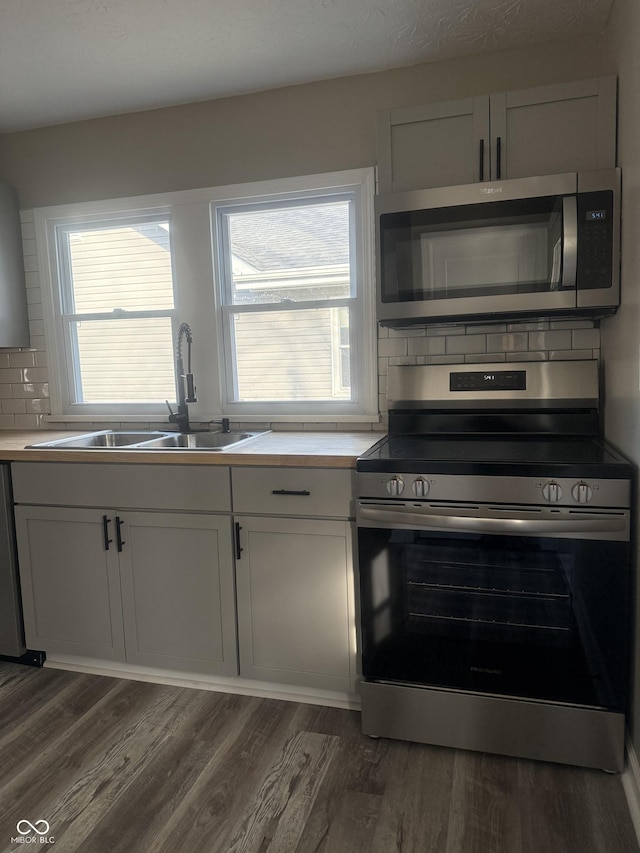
[228, 202, 350, 271]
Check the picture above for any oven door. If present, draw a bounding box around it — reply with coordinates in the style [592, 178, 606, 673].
[357, 502, 630, 712]
[376, 174, 578, 325]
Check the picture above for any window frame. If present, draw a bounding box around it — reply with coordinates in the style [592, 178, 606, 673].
[38, 205, 180, 419]
[35, 168, 377, 424]
[211, 170, 377, 420]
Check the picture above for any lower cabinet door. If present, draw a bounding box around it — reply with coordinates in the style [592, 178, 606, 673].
[118, 512, 238, 676]
[235, 516, 355, 692]
[15, 505, 125, 660]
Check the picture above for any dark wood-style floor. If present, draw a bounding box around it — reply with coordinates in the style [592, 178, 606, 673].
[0, 662, 637, 853]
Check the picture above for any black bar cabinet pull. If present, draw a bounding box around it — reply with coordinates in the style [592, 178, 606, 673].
[235, 522, 243, 560]
[479, 138, 485, 181]
[496, 136, 502, 179]
[271, 489, 311, 496]
[115, 516, 125, 552]
[102, 515, 113, 551]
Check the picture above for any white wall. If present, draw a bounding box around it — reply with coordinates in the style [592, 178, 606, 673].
[602, 0, 640, 750]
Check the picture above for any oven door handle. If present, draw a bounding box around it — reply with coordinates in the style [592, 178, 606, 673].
[357, 505, 628, 535]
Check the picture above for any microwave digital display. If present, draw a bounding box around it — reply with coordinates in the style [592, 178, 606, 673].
[588, 209, 607, 221]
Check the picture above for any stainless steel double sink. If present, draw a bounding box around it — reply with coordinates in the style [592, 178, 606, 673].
[27, 429, 267, 452]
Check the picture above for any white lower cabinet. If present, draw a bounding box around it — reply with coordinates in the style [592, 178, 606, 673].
[14, 504, 238, 676]
[14, 506, 125, 661]
[235, 515, 355, 692]
[13, 461, 357, 696]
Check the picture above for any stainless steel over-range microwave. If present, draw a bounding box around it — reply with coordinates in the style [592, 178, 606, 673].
[376, 169, 621, 327]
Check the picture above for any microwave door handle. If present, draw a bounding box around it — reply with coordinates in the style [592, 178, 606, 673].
[561, 195, 578, 290]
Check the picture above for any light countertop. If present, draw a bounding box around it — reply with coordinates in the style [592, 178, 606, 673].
[0, 430, 383, 469]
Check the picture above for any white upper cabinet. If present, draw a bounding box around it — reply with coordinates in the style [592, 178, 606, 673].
[377, 76, 617, 193]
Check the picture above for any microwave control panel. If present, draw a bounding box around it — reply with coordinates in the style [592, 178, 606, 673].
[577, 190, 614, 291]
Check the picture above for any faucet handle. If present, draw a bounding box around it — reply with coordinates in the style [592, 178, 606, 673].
[185, 373, 197, 403]
[165, 400, 180, 423]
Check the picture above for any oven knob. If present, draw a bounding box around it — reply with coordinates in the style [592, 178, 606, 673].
[542, 481, 563, 503]
[571, 481, 593, 504]
[412, 477, 430, 497]
[386, 476, 405, 496]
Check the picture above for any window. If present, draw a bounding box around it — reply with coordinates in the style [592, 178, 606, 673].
[213, 171, 375, 418]
[37, 169, 376, 422]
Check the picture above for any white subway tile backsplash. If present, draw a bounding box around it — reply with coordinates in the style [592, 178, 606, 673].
[507, 319, 549, 331]
[446, 334, 486, 355]
[549, 349, 595, 360]
[20, 222, 36, 240]
[427, 324, 465, 336]
[486, 333, 528, 352]
[22, 367, 48, 383]
[23, 255, 39, 274]
[467, 323, 507, 334]
[378, 337, 407, 358]
[528, 330, 572, 351]
[24, 272, 40, 288]
[424, 355, 461, 364]
[13, 383, 37, 399]
[0, 369, 25, 384]
[27, 303, 43, 321]
[389, 327, 424, 337]
[25, 398, 50, 414]
[550, 319, 594, 330]
[2, 399, 26, 414]
[15, 414, 43, 429]
[506, 352, 547, 361]
[388, 356, 417, 366]
[572, 328, 600, 349]
[28, 320, 45, 338]
[9, 352, 36, 369]
[465, 353, 506, 363]
[407, 336, 446, 356]
[21, 238, 37, 257]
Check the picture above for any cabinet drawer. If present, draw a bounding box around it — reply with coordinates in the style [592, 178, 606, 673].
[232, 467, 354, 518]
[12, 462, 231, 512]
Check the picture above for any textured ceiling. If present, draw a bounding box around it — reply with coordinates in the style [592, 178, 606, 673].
[0, 0, 613, 133]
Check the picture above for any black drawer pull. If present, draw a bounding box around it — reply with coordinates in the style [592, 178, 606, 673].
[235, 522, 243, 560]
[102, 515, 113, 551]
[115, 516, 125, 552]
[479, 138, 485, 181]
[496, 135, 502, 179]
[271, 489, 311, 496]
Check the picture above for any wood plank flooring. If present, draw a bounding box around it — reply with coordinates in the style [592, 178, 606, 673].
[0, 661, 637, 853]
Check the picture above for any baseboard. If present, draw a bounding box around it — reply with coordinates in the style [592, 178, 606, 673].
[44, 654, 361, 711]
[623, 734, 640, 846]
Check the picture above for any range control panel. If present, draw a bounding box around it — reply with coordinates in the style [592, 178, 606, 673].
[356, 472, 630, 509]
[450, 370, 526, 392]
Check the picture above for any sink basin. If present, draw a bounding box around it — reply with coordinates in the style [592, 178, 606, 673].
[140, 431, 262, 450]
[26, 429, 267, 451]
[27, 430, 171, 449]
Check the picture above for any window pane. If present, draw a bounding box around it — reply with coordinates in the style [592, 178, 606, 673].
[226, 201, 351, 305]
[72, 317, 175, 403]
[231, 307, 351, 401]
[64, 221, 175, 314]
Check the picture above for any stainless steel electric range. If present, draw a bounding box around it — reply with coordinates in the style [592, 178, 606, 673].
[356, 360, 633, 771]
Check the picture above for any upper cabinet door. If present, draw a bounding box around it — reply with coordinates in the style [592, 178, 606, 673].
[493, 76, 617, 181]
[377, 96, 490, 193]
[377, 77, 617, 192]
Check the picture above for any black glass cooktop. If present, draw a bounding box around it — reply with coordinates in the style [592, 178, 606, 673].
[357, 434, 632, 478]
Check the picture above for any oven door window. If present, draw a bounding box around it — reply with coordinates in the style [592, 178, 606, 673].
[358, 528, 629, 712]
[380, 195, 566, 303]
